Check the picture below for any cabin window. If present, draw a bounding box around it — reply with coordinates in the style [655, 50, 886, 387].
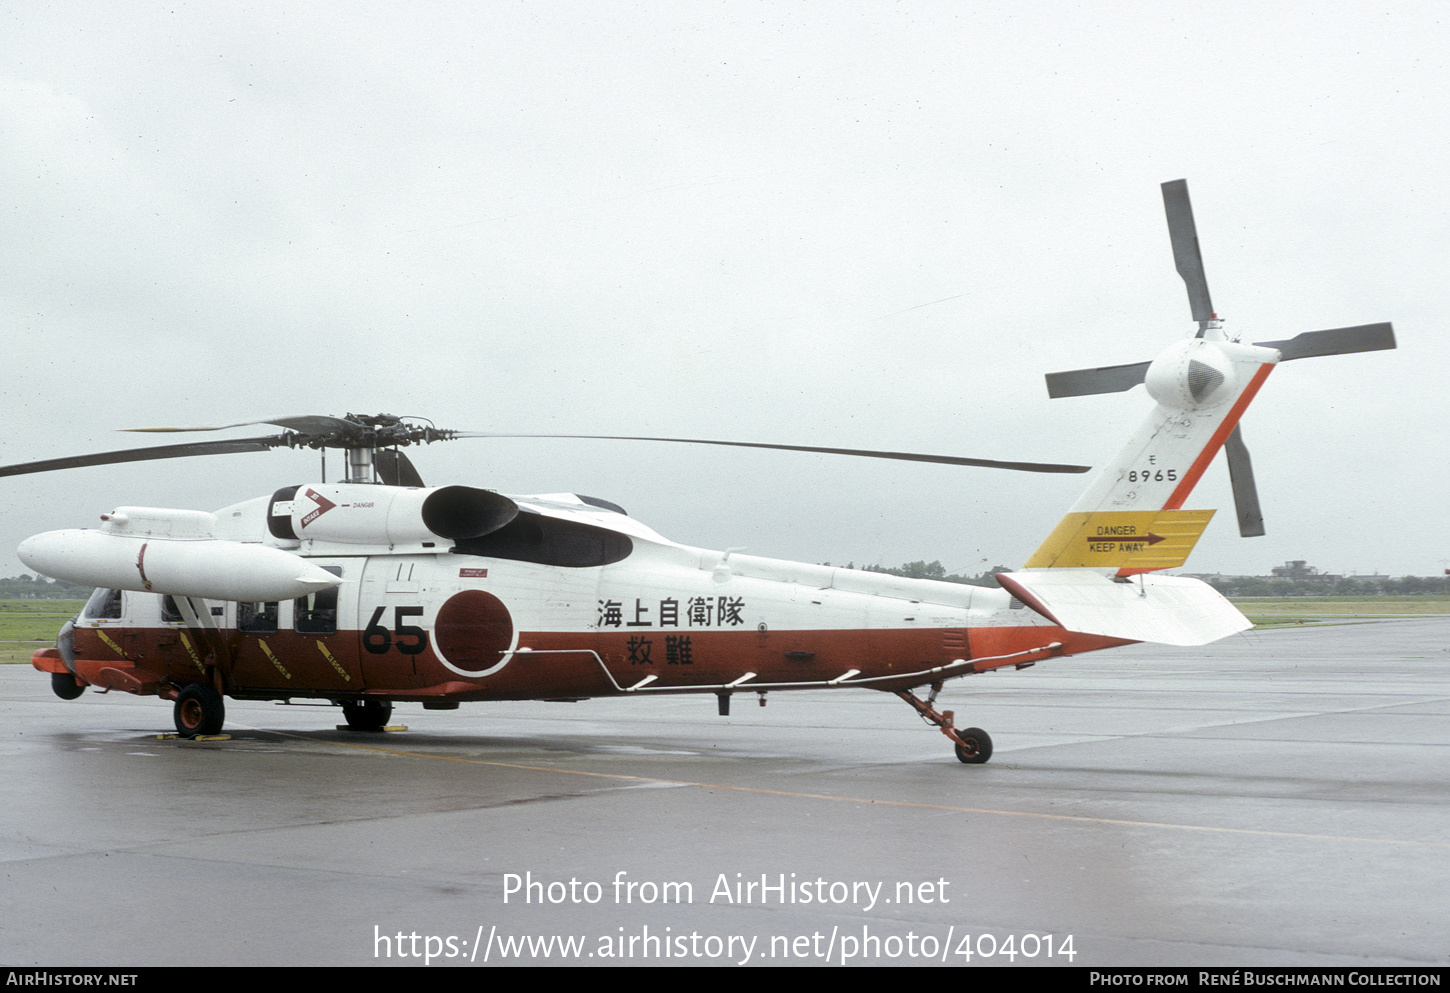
[240, 601, 279, 634]
[83, 588, 122, 620]
[451, 512, 632, 568]
[295, 567, 343, 634]
[161, 596, 183, 624]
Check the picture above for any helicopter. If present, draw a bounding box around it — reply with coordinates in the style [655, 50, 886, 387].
[10, 181, 1394, 762]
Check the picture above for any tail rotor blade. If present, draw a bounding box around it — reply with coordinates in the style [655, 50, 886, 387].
[1045, 360, 1151, 398]
[1162, 179, 1216, 326]
[1257, 323, 1396, 361]
[1223, 425, 1265, 537]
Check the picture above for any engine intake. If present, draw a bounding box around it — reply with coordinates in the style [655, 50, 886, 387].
[271, 484, 519, 546]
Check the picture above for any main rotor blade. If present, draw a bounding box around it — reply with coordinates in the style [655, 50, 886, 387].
[1045, 360, 1151, 398]
[1223, 425, 1265, 537]
[1256, 323, 1396, 361]
[0, 437, 284, 478]
[124, 415, 358, 435]
[1162, 179, 1215, 325]
[455, 434, 1091, 474]
[375, 449, 425, 487]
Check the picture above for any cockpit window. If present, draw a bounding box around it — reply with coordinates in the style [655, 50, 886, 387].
[452, 512, 632, 567]
[83, 588, 122, 620]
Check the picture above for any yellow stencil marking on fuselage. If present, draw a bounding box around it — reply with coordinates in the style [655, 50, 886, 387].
[95, 629, 127, 659]
[1023, 509, 1215, 570]
[257, 639, 292, 680]
[315, 641, 351, 682]
[177, 630, 205, 673]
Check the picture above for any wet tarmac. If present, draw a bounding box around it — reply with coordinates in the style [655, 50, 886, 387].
[2, 616, 1447, 967]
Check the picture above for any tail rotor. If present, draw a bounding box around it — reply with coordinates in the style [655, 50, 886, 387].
[1044, 180, 1395, 538]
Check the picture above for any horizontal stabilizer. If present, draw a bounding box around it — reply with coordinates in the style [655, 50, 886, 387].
[996, 569, 1251, 647]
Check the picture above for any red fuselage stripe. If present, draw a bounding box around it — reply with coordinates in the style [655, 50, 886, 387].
[62, 623, 1133, 700]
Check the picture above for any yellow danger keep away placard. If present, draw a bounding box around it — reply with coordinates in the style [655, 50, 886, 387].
[1023, 509, 1215, 570]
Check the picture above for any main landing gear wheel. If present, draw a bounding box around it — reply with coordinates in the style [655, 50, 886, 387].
[341, 699, 393, 732]
[174, 683, 226, 738]
[51, 672, 85, 700]
[953, 727, 993, 765]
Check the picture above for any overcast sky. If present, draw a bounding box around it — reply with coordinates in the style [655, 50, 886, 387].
[1, 2, 1445, 579]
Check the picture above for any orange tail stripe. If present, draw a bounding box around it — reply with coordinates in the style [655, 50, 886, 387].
[1162, 362, 1275, 510]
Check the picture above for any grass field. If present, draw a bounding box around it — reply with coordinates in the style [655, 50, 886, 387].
[2, 596, 1447, 664]
[0, 600, 85, 664]
[1229, 595, 1450, 627]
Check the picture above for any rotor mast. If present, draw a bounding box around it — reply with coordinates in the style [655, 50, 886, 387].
[346, 443, 375, 483]
[323, 414, 444, 486]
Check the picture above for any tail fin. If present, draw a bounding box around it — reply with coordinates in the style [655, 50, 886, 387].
[1003, 179, 1394, 647]
[1026, 337, 1280, 574]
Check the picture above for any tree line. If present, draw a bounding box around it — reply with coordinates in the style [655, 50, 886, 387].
[0, 575, 92, 599]
[834, 561, 1009, 588]
[1204, 574, 1450, 597]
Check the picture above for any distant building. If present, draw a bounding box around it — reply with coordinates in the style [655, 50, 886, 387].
[1271, 560, 1342, 582]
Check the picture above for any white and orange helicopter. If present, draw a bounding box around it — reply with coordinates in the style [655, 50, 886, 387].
[10, 181, 1394, 762]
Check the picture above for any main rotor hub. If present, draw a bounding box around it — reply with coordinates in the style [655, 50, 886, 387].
[281, 414, 449, 451]
[266, 414, 456, 484]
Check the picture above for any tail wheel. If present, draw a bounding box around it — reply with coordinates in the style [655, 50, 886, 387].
[954, 727, 993, 764]
[51, 672, 85, 701]
[174, 684, 226, 737]
[341, 699, 393, 732]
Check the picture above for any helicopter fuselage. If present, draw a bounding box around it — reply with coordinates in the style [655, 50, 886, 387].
[34, 487, 1125, 708]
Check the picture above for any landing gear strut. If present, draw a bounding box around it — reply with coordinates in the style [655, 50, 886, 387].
[895, 683, 993, 764]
